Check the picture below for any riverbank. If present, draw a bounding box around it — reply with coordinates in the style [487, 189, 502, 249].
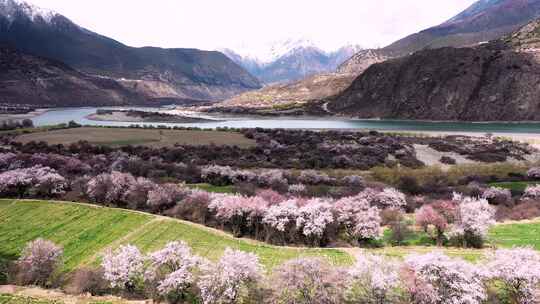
[86, 109, 218, 124]
[0, 108, 48, 123]
[385, 130, 540, 149]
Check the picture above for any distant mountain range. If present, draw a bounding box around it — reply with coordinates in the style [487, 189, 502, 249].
[0, 0, 261, 105]
[339, 0, 540, 74]
[220, 40, 362, 84]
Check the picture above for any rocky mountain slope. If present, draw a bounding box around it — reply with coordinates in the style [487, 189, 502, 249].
[339, 0, 540, 75]
[0, 0, 261, 102]
[213, 73, 356, 109]
[0, 46, 143, 107]
[328, 19, 540, 121]
[222, 41, 362, 84]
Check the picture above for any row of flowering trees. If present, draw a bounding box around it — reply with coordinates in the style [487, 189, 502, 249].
[206, 187, 405, 246]
[201, 165, 363, 188]
[14, 239, 540, 304]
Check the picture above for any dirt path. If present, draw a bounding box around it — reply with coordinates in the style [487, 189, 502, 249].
[0, 285, 147, 304]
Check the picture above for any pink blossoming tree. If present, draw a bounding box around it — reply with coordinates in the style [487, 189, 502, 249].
[404, 251, 488, 304]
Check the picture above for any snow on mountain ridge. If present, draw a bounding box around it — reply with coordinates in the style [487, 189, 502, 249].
[226, 38, 325, 66]
[224, 39, 362, 66]
[0, 0, 57, 23]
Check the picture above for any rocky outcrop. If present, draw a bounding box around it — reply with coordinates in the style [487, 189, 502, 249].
[336, 49, 393, 75]
[329, 20, 540, 121]
[0, 46, 144, 107]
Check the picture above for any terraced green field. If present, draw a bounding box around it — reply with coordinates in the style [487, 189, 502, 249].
[1, 199, 539, 275]
[0, 200, 352, 272]
[0, 200, 150, 272]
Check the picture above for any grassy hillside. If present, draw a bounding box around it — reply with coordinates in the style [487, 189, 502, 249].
[0, 200, 351, 272]
[1, 199, 539, 275]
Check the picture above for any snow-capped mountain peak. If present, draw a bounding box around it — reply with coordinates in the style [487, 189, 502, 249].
[0, 0, 57, 23]
[219, 40, 364, 84]
[227, 38, 324, 66]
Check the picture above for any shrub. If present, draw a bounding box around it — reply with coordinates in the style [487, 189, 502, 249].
[398, 176, 422, 195]
[523, 184, 540, 200]
[123, 177, 156, 210]
[0, 166, 66, 198]
[256, 169, 288, 191]
[440, 156, 456, 165]
[271, 258, 345, 304]
[198, 248, 262, 304]
[147, 183, 188, 213]
[101, 244, 145, 291]
[346, 254, 402, 303]
[527, 167, 540, 180]
[341, 175, 365, 188]
[496, 200, 540, 221]
[66, 267, 108, 295]
[87, 171, 136, 206]
[486, 248, 540, 304]
[482, 187, 512, 206]
[298, 170, 333, 185]
[0, 152, 17, 170]
[372, 188, 407, 210]
[172, 190, 212, 224]
[404, 252, 487, 304]
[15, 239, 63, 287]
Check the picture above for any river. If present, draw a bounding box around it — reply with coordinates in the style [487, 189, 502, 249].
[30, 107, 540, 134]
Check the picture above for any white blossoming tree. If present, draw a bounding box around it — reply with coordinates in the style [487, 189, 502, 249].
[197, 248, 262, 304]
[101, 245, 145, 291]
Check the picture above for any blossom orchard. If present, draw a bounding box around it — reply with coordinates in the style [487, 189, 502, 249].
[17, 239, 540, 304]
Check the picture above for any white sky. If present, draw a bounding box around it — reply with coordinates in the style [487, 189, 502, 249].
[29, 0, 477, 53]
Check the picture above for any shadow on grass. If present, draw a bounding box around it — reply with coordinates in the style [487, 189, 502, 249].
[0, 253, 16, 284]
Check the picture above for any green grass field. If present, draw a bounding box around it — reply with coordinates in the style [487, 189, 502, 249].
[186, 183, 236, 194]
[488, 181, 540, 193]
[15, 127, 256, 148]
[489, 220, 540, 250]
[0, 294, 61, 304]
[0, 200, 352, 272]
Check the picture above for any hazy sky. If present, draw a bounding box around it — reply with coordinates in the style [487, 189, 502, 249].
[29, 0, 477, 53]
